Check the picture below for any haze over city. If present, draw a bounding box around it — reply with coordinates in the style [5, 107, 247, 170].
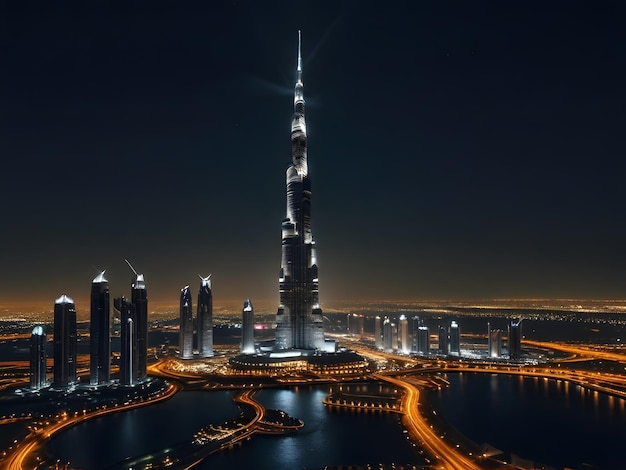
[2, 1, 625, 309]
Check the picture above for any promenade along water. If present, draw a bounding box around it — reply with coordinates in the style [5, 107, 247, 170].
[428, 373, 626, 470]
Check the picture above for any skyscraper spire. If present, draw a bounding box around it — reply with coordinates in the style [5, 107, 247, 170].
[297, 30, 303, 83]
[292, 30, 307, 177]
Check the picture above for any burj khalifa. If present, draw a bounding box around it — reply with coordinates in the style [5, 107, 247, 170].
[275, 32, 333, 352]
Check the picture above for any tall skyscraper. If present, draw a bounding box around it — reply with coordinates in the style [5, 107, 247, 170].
[374, 316, 382, 350]
[438, 325, 448, 355]
[509, 319, 522, 360]
[114, 297, 136, 386]
[382, 316, 394, 352]
[127, 260, 148, 381]
[398, 315, 409, 354]
[179, 286, 193, 359]
[449, 320, 460, 355]
[417, 326, 430, 355]
[90, 271, 110, 385]
[275, 32, 329, 352]
[241, 299, 255, 354]
[197, 275, 213, 358]
[30, 326, 47, 390]
[53, 295, 77, 388]
[489, 328, 502, 358]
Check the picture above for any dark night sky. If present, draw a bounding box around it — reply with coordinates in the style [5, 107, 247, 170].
[1, 1, 626, 308]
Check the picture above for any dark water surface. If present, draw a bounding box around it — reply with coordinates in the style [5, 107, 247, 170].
[428, 373, 626, 469]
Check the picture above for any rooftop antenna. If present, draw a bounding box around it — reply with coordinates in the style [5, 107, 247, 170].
[198, 273, 212, 281]
[125, 259, 138, 276]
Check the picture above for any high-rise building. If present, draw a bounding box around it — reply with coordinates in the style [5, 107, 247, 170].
[114, 297, 136, 386]
[438, 325, 448, 355]
[129, 264, 148, 381]
[179, 285, 193, 359]
[382, 316, 394, 352]
[508, 319, 522, 360]
[30, 326, 47, 390]
[398, 315, 409, 354]
[488, 328, 503, 358]
[374, 316, 382, 350]
[241, 299, 255, 354]
[410, 316, 420, 352]
[53, 295, 77, 388]
[449, 320, 460, 355]
[197, 275, 213, 358]
[348, 314, 364, 336]
[90, 271, 110, 385]
[275, 32, 331, 352]
[417, 326, 430, 355]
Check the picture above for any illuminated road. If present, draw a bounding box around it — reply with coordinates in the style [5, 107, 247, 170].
[374, 373, 481, 470]
[4, 381, 180, 470]
[523, 339, 626, 363]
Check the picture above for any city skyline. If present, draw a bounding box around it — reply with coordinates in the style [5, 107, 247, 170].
[2, 2, 626, 308]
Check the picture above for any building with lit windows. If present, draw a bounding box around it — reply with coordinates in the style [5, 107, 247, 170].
[30, 326, 47, 390]
[90, 271, 110, 385]
[53, 295, 77, 389]
[179, 285, 193, 359]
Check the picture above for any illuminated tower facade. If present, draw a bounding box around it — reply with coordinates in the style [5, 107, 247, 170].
[398, 315, 409, 354]
[90, 271, 111, 385]
[489, 328, 503, 358]
[179, 286, 193, 359]
[382, 316, 394, 352]
[53, 295, 77, 388]
[374, 316, 382, 349]
[275, 32, 327, 351]
[114, 296, 136, 386]
[241, 299, 255, 354]
[449, 320, 460, 355]
[30, 326, 47, 390]
[197, 275, 213, 358]
[127, 261, 148, 381]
